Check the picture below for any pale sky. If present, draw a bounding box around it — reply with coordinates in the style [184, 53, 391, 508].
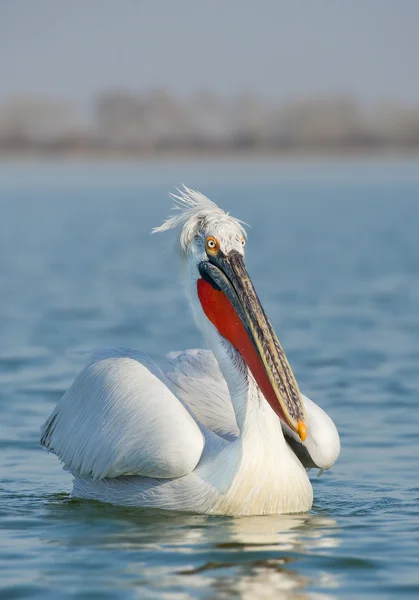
[1, 0, 419, 104]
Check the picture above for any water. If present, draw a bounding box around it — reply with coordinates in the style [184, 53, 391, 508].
[0, 159, 418, 599]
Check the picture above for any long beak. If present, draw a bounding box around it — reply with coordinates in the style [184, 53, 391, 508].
[198, 250, 307, 441]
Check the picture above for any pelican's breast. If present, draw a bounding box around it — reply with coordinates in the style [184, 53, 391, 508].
[201, 406, 313, 516]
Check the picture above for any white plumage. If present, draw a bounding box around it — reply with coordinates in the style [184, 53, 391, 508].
[164, 348, 340, 471]
[41, 187, 340, 515]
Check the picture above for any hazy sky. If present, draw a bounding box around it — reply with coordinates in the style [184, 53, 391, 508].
[1, 0, 419, 104]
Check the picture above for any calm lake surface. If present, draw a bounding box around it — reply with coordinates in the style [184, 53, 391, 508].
[0, 159, 418, 599]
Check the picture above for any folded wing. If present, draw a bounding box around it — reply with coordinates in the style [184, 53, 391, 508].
[41, 348, 205, 480]
[164, 348, 239, 441]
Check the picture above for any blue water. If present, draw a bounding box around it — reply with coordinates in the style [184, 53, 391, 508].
[0, 160, 418, 599]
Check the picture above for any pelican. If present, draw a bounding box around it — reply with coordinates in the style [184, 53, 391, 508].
[41, 187, 340, 515]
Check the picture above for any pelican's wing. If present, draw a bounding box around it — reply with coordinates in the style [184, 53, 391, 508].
[163, 349, 240, 440]
[282, 395, 341, 471]
[41, 348, 205, 479]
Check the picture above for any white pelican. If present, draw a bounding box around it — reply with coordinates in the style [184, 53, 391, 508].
[41, 187, 340, 516]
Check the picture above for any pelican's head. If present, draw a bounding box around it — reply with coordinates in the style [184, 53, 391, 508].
[154, 187, 307, 441]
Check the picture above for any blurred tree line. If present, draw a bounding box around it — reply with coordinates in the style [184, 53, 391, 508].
[1, 89, 419, 156]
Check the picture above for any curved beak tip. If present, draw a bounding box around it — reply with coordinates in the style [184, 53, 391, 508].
[298, 421, 307, 442]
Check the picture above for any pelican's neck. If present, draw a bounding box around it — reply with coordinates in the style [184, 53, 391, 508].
[211, 335, 258, 432]
[189, 280, 275, 433]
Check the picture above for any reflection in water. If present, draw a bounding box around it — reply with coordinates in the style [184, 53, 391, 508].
[186, 515, 340, 600]
[42, 499, 341, 599]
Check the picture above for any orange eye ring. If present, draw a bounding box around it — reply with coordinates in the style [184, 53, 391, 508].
[205, 236, 220, 254]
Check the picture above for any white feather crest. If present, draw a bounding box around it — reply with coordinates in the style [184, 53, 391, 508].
[152, 186, 247, 252]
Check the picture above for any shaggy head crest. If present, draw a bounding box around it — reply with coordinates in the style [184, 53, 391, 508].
[152, 186, 247, 253]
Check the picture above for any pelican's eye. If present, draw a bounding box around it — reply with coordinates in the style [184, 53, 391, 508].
[205, 236, 220, 255]
[241, 237, 246, 247]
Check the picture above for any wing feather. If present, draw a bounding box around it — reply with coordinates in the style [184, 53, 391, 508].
[41, 349, 205, 479]
[164, 349, 239, 440]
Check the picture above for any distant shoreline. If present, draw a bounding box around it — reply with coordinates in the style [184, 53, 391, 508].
[1, 147, 419, 164]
